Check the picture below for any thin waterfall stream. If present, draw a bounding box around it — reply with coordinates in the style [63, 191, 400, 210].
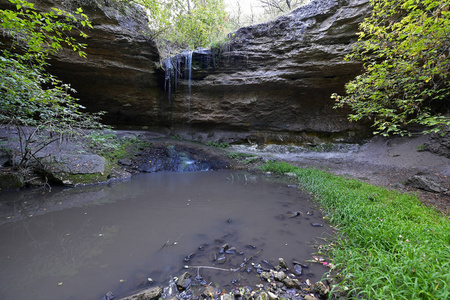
[164, 50, 194, 117]
[0, 170, 332, 300]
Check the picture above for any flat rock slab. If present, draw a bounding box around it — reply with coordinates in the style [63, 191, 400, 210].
[42, 154, 106, 174]
[118, 286, 162, 300]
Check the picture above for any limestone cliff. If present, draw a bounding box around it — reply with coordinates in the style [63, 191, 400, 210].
[1, 0, 372, 144]
[0, 0, 162, 127]
[167, 0, 372, 144]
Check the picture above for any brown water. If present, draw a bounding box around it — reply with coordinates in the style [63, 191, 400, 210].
[0, 171, 332, 300]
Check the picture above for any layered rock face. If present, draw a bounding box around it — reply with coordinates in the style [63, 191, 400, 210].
[1, 0, 371, 144]
[47, 0, 163, 127]
[0, 0, 162, 127]
[168, 0, 372, 144]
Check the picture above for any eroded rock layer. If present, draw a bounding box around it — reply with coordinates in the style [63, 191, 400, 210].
[165, 0, 372, 143]
[1, 0, 372, 144]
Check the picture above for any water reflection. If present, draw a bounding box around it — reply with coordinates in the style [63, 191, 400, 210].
[0, 171, 331, 300]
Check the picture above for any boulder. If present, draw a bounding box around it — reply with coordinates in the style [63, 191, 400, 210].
[425, 129, 450, 159]
[0, 173, 24, 190]
[40, 154, 109, 186]
[405, 175, 448, 193]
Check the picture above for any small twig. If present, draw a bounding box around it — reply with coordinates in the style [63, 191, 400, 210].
[187, 265, 240, 272]
[161, 233, 184, 248]
[174, 233, 184, 244]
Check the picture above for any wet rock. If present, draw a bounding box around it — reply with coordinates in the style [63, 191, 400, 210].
[118, 286, 162, 300]
[226, 246, 237, 254]
[256, 291, 269, 300]
[274, 271, 287, 282]
[162, 279, 178, 299]
[210, 252, 218, 262]
[176, 272, 192, 290]
[260, 271, 271, 281]
[425, 130, 450, 158]
[220, 294, 234, 300]
[202, 285, 217, 298]
[216, 254, 227, 264]
[40, 154, 112, 186]
[405, 175, 448, 193]
[101, 291, 114, 300]
[178, 290, 193, 300]
[287, 211, 302, 218]
[282, 278, 301, 289]
[220, 244, 230, 253]
[278, 258, 288, 269]
[267, 291, 279, 300]
[304, 295, 319, 300]
[293, 264, 303, 275]
[118, 159, 133, 166]
[184, 253, 195, 262]
[0, 172, 24, 190]
[43, 154, 106, 174]
[314, 281, 330, 298]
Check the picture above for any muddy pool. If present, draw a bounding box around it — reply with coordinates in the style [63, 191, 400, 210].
[0, 170, 332, 300]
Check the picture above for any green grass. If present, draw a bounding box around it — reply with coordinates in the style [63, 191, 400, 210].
[261, 161, 450, 300]
[85, 131, 150, 161]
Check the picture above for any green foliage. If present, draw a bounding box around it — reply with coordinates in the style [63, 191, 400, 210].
[205, 141, 229, 148]
[85, 131, 150, 161]
[128, 0, 229, 56]
[0, 0, 92, 64]
[262, 161, 450, 299]
[226, 152, 255, 159]
[171, 134, 183, 140]
[227, 152, 259, 164]
[0, 0, 104, 169]
[333, 0, 450, 136]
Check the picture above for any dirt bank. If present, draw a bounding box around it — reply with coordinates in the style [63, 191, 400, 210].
[230, 134, 450, 215]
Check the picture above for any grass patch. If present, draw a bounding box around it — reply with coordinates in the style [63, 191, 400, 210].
[85, 131, 150, 162]
[227, 152, 260, 165]
[205, 141, 229, 148]
[261, 161, 450, 299]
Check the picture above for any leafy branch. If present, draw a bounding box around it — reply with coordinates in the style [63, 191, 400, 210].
[0, 0, 106, 170]
[333, 0, 450, 136]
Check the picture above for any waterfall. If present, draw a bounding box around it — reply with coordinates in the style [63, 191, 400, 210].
[163, 50, 194, 117]
[163, 56, 174, 102]
[184, 50, 193, 115]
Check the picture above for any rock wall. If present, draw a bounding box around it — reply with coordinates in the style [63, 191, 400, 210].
[1, 0, 372, 144]
[167, 0, 372, 144]
[0, 0, 163, 127]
